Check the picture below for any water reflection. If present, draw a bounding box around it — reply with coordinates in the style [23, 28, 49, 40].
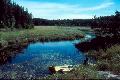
[0, 44, 28, 65]
[11, 40, 85, 65]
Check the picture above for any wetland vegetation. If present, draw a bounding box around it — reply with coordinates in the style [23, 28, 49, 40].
[0, 0, 120, 79]
[0, 26, 85, 50]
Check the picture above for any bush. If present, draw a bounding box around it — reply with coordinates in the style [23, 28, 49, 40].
[96, 60, 110, 71]
[73, 65, 101, 79]
[88, 44, 120, 75]
[111, 63, 120, 74]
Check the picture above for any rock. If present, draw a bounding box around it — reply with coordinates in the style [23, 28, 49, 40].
[49, 65, 73, 74]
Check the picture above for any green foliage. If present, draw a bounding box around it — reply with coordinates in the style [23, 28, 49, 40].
[72, 65, 101, 79]
[0, 0, 33, 29]
[92, 11, 120, 37]
[33, 18, 92, 27]
[33, 18, 92, 26]
[96, 60, 110, 71]
[0, 26, 85, 47]
[88, 44, 120, 74]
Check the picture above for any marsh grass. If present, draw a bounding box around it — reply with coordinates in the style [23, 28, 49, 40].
[88, 44, 120, 74]
[0, 26, 86, 48]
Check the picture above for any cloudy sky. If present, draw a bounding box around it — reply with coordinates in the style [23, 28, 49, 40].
[13, 0, 120, 19]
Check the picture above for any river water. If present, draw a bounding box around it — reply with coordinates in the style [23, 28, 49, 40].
[0, 34, 95, 78]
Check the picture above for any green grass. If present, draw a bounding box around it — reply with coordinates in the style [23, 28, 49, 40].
[88, 44, 120, 74]
[0, 26, 89, 47]
[42, 65, 102, 80]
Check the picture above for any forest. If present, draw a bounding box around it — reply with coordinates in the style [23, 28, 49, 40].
[33, 18, 92, 26]
[0, 0, 33, 30]
[92, 11, 120, 37]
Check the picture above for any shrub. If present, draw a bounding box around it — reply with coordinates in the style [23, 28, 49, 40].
[96, 60, 110, 71]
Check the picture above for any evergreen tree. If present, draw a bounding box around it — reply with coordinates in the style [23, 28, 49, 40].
[92, 11, 120, 37]
[0, 0, 33, 29]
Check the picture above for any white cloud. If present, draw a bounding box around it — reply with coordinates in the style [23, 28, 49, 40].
[81, 2, 114, 11]
[14, 0, 114, 19]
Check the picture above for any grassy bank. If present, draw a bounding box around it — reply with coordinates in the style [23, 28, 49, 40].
[0, 26, 88, 49]
[88, 44, 120, 75]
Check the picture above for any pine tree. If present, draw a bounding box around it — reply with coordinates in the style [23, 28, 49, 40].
[0, 0, 33, 29]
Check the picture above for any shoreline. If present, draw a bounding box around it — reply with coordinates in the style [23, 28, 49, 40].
[0, 26, 87, 52]
[0, 35, 84, 52]
[0, 34, 85, 65]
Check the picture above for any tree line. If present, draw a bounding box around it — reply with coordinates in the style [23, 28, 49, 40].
[0, 0, 33, 30]
[33, 11, 120, 34]
[92, 11, 120, 37]
[33, 11, 120, 37]
[33, 18, 92, 27]
[0, 0, 120, 36]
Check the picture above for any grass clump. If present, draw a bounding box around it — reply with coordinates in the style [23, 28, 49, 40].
[72, 65, 102, 79]
[88, 44, 120, 74]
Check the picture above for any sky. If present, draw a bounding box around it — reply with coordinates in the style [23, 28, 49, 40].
[13, 0, 120, 19]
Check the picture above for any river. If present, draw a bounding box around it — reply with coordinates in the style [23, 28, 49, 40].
[0, 33, 95, 79]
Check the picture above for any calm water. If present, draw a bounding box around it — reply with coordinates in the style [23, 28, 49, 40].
[0, 34, 95, 78]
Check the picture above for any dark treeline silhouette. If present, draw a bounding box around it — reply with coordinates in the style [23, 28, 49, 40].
[91, 11, 120, 37]
[0, 0, 33, 30]
[33, 11, 120, 34]
[33, 18, 92, 26]
[76, 11, 120, 52]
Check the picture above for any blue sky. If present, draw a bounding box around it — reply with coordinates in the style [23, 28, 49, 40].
[13, 0, 120, 19]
